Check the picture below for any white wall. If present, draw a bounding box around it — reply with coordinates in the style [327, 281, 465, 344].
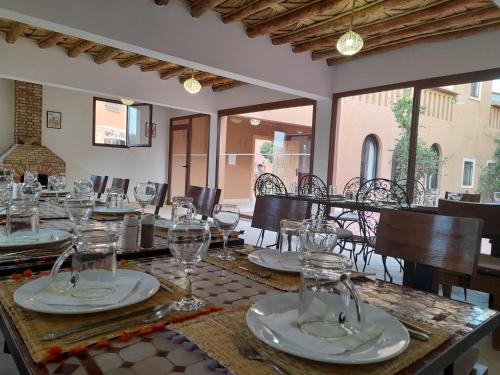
[0, 78, 14, 154]
[41, 85, 172, 193]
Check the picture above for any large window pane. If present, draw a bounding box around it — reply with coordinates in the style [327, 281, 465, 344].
[94, 99, 127, 146]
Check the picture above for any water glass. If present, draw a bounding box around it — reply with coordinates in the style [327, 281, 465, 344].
[106, 188, 128, 208]
[298, 252, 364, 338]
[171, 197, 197, 223]
[212, 204, 240, 261]
[279, 219, 303, 253]
[74, 179, 93, 195]
[168, 219, 211, 311]
[20, 181, 42, 201]
[24, 171, 38, 183]
[134, 183, 157, 214]
[299, 220, 337, 259]
[6, 200, 39, 238]
[64, 193, 95, 234]
[448, 193, 463, 201]
[328, 185, 337, 196]
[51, 229, 118, 299]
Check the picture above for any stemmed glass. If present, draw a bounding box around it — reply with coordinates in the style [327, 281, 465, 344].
[53, 176, 66, 202]
[134, 183, 157, 215]
[74, 179, 93, 195]
[212, 204, 240, 261]
[299, 220, 338, 260]
[63, 193, 95, 235]
[168, 219, 211, 311]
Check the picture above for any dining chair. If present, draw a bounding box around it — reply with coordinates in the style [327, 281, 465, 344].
[254, 173, 288, 197]
[111, 177, 130, 195]
[186, 185, 221, 220]
[297, 174, 328, 219]
[397, 178, 426, 205]
[148, 181, 168, 215]
[90, 175, 108, 198]
[251, 195, 310, 247]
[444, 192, 481, 202]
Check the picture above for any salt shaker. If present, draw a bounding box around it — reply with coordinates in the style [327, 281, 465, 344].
[122, 214, 139, 250]
[140, 214, 155, 249]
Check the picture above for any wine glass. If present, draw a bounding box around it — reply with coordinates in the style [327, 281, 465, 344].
[53, 176, 66, 202]
[63, 193, 95, 234]
[299, 220, 338, 260]
[212, 204, 240, 261]
[74, 179, 93, 195]
[168, 219, 211, 311]
[134, 183, 157, 215]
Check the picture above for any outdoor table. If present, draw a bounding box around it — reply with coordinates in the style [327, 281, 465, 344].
[0, 251, 498, 375]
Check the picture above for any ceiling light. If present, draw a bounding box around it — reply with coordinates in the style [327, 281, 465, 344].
[120, 98, 134, 105]
[250, 119, 261, 126]
[336, 0, 363, 56]
[184, 70, 201, 94]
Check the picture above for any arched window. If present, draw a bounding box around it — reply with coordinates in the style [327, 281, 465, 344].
[427, 143, 441, 190]
[360, 135, 379, 180]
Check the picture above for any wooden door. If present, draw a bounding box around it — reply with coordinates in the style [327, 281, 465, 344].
[168, 123, 191, 200]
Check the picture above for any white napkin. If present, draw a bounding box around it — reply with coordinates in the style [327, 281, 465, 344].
[0, 232, 53, 245]
[36, 276, 141, 307]
[260, 309, 384, 355]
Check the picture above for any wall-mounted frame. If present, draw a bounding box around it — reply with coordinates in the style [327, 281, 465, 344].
[46, 111, 62, 129]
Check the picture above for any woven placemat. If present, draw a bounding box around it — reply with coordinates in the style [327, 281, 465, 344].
[0, 240, 71, 260]
[172, 308, 450, 375]
[90, 213, 124, 221]
[155, 227, 239, 241]
[204, 250, 301, 292]
[0, 264, 218, 363]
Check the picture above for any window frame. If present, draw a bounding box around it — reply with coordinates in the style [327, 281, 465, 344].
[92, 97, 153, 148]
[469, 82, 481, 101]
[461, 158, 476, 188]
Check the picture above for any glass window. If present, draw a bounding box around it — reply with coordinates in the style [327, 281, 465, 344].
[470, 82, 481, 100]
[462, 159, 475, 188]
[360, 135, 379, 180]
[93, 98, 152, 147]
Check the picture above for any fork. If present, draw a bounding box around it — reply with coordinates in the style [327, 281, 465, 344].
[231, 334, 291, 375]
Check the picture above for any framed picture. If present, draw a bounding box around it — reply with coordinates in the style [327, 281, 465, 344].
[146, 122, 157, 138]
[47, 111, 62, 129]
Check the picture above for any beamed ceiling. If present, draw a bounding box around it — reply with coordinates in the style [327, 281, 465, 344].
[175, 0, 500, 65]
[0, 18, 245, 92]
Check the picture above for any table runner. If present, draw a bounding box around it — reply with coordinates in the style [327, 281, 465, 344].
[172, 308, 451, 375]
[0, 263, 219, 363]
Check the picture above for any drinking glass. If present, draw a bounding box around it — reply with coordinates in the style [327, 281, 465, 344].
[448, 193, 463, 201]
[52, 176, 66, 201]
[20, 181, 42, 201]
[134, 183, 157, 215]
[279, 219, 303, 253]
[106, 188, 129, 208]
[0, 175, 11, 208]
[298, 252, 364, 338]
[328, 185, 337, 196]
[51, 229, 118, 299]
[23, 171, 38, 184]
[168, 219, 211, 311]
[299, 220, 337, 260]
[171, 197, 197, 223]
[493, 192, 500, 203]
[212, 204, 240, 261]
[64, 193, 95, 234]
[5, 200, 39, 239]
[74, 179, 93, 195]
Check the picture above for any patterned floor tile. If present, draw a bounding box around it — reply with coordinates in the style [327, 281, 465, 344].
[93, 353, 123, 372]
[166, 348, 205, 367]
[119, 342, 156, 363]
[132, 356, 174, 374]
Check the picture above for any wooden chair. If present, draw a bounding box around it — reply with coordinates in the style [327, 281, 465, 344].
[444, 192, 481, 202]
[90, 175, 108, 198]
[148, 181, 168, 215]
[375, 208, 485, 373]
[186, 185, 221, 220]
[111, 177, 130, 195]
[251, 195, 310, 247]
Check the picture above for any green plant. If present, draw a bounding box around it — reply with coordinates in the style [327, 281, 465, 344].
[260, 141, 274, 163]
[478, 139, 500, 194]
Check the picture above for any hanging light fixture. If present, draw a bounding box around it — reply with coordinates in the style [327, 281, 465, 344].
[250, 118, 261, 126]
[336, 0, 363, 56]
[120, 98, 134, 105]
[184, 70, 202, 94]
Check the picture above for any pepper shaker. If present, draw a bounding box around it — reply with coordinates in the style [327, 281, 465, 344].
[140, 213, 155, 249]
[122, 214, 139, 250]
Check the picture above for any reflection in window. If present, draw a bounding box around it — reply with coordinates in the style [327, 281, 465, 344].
[360, 135, 379, 181]
[427, 143, 440, 190]
[462, 159, 475, 188]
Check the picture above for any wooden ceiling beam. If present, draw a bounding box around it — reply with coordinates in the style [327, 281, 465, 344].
[191, 0, 227, 18]
[314, 7, 500, 60]
[222, 0, 284, 24]
[327, 22, 500, 65]
[119, 55, 147, 68]
[160, 66, 190, 80]
[154, 0, 170, 5]
[212, 81, 245, 92]
[272, 0, 437, 45]
[247, 0, 342, 38]
[93, 47, 121, 64]
[200, 77, 234, 87]
[141, 61, 173, 72]
[179, 72, 215, 83]
[37, 32, 66, 49]
[293, 0, 488, 53]
[67, 40, 95, 57]
[6, 22, 27, 44]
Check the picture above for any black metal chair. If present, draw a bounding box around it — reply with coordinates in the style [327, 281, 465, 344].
[254, 173, 288, 197]
[297, 174, 328, 219]
[90, 175, 108, 198]
[148, 181, 168, 215]
[397, 178, 426, 205]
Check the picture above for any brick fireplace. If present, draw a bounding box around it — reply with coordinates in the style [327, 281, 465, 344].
[0, 81, 65, 181]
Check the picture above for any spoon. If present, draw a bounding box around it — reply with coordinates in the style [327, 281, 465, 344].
[64, 302, 176, 344]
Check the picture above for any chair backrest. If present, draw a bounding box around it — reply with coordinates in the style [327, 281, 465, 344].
[342, 177, 365, 196]
[375, 209, 483, 290]
[111, 178, 130, 195]
[90, 175, 108, 197]
[438, 199, 500, 237]
[254, 173, 287, 197]
[186, 185, 221, 219]
[444, 192, 481, 202]
[397, 178, 426, 205]
[298, 174, 328, 219]
[251, 195, 310, 233]
[148, 181, 168, 215]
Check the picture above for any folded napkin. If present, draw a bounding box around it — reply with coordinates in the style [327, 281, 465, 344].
[36, 275, 140, 307]
[260, 309, 384, 355]
[0, 232, 53, 245]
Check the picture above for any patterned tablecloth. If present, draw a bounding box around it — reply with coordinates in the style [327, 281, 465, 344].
[0, 253, 497, 375]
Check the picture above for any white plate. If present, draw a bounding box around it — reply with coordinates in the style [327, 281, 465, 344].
[246, 293, 410, 364]
[248, 249, 303, 273]
[155, 219, 172, 230]
[93, 206, 141, 215]
[14, 269, 160, 314]
[0, 229, 71, 249]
